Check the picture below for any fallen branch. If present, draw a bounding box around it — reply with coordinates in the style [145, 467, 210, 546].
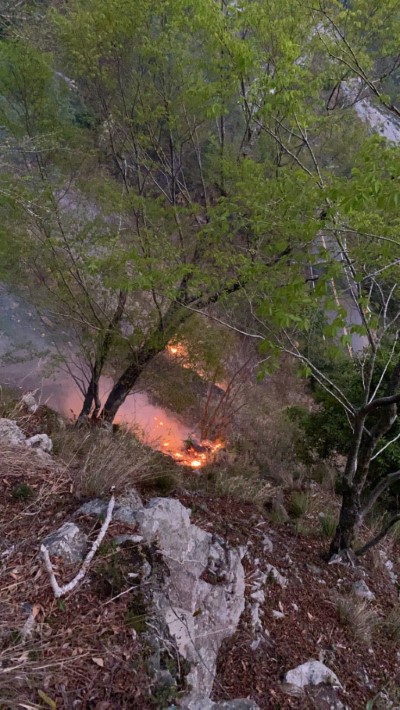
[40, 494, 115, 598]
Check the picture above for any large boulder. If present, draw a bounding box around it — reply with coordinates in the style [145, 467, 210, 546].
[42, 522, 87, 564]
[136, 497, 245, 707]
[284, 659, 342, 690]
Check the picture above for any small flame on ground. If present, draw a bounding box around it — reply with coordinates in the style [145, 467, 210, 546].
[162, 438, 223, 468]
[151, 399, 223, 469]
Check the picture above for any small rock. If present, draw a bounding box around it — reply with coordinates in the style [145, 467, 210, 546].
[307, 564, 323, 576]
[266, 564, 288, 588]
[250, 637, 262, 651]
[284, 659, 342, 689]
[272, 610, 285, 620]
[76, 499, 107, 517]
[141, 560, 152, 580]
[250, 603, 262, 632]
[262, 535, 274, 553]
[250, 590, 265, 604]
[212, 701, 260, 709]
[21, 392, 39, 413]
[26, 433, 53, 453]
[42, 522, 87, 563]
[353, 580, 375, 601]
[113, 534, 143, 546]
[187, 700, 260, 710]
[384, 559, 398, 585]
[0, 419, 26, 446]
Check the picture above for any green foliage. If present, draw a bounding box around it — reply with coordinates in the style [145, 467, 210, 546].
[0, 0, 400, 437]
[288, 339, 400, 486]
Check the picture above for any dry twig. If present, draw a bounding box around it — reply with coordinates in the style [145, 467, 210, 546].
[40, 494, 115, 598]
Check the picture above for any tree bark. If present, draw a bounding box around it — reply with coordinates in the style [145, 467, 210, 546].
[329, 484, 361, 555]
[100, 300, 189, 423]
[76, 290, 127, 423]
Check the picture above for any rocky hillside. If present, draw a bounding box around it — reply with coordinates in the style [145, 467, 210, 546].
[0, 398, 399, 709]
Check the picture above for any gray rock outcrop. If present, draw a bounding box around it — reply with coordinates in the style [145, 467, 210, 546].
[0, 418, 53, 460]
[76, 488, 142, 525]
[42, 522, 87, 563]
[136, 497, 246, 707]
[0, 418, 26, 446]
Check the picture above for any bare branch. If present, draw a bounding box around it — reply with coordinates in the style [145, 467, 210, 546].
[41, 494, 115, 598]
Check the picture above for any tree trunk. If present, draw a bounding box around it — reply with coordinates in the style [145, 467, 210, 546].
[100, 300, 189, 423]
[76, 367, 101, 424]
[329, 485, 361, 555]
[76, 290, 127, 423]
[100, 346, 159, 423]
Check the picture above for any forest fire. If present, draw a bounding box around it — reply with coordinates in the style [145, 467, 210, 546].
[150, 414, 222, 467]
[163, 431, 223, 468]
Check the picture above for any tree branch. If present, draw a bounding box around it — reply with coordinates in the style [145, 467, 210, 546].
[355, 513, 400, 557]
[41, 495, 115, 598]
[361, 470, 400, 517]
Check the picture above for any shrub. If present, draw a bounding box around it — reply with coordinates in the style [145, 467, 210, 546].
[54, 426, 179, 498]
[319, 512, 337, 539]
[188, 460, 273, 506]
[382, 605, 400, 643]
[336, 595, 378, 644]
[287, 491, 309, 519]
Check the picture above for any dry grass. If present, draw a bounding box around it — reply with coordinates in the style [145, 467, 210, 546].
[382, 604, 400, 643]
[54, 426, 180, 498]
[287, 491, 310, 519]
[319, 511, 338, 539]
[190, 463, 273, 506]
[0, 440, 54, 478]
[336, 594, 379, 645]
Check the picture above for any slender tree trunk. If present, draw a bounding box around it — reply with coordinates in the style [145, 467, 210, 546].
[329, 484, 361, 555]
[76, 290, 127, 423]
[100, 344, 160, 423]
[77, 367, 101, 423]
[100, 300, 189, 423]
[329, 362, 400, 555]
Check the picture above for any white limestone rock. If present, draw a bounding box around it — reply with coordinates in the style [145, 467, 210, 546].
[284, 659, 342, 689]
[26, 433, 53, 453]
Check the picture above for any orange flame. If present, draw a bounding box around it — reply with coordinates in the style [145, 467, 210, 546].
[161, 437, 223, 468]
